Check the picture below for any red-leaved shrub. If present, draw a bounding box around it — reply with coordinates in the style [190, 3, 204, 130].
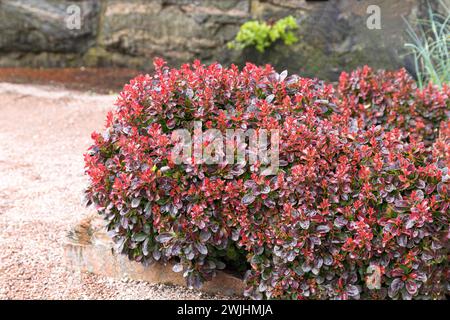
[433, 120, 450, 169]
[84, 59, 449, 299]
[338, 66, 449, 146]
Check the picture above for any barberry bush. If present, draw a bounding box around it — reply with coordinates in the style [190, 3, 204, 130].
[84, 59, 449, 299]
[337, 66, 449, 146]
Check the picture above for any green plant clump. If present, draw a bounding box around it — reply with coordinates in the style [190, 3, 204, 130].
[404, 0, 450, 89]
[228, 16, 299, 53]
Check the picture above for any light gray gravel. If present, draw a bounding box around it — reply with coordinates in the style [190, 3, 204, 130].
[0, 83, 228, 300]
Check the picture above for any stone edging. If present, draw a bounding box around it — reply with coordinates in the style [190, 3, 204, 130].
[63, 215, 244, 297]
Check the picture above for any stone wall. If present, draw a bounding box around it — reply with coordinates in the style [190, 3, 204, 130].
[0, 0, 448, 80]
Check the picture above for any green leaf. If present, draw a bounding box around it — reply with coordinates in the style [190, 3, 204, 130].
[132, 232, 147, 242]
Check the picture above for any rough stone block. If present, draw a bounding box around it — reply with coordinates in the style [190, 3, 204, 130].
[63, 215, 244, 297]
[0, 0, 99, 53]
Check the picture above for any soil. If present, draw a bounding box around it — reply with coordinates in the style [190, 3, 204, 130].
[0, 67, 146, 94]
[0, 81, 230, 300]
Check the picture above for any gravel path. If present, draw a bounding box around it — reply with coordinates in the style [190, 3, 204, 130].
[0, 83, 226, 300]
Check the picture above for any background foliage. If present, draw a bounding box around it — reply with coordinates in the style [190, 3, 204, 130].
[404, 0, 450, 89]
[228, 16, 299, 53]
